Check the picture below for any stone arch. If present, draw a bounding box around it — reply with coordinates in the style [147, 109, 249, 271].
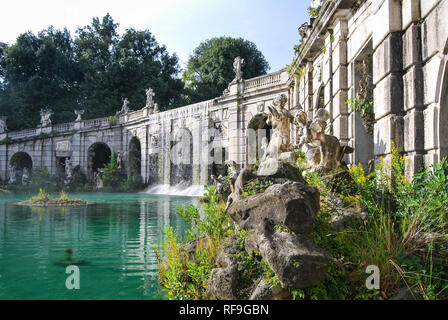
[9, 152, 33, 182]
[170, 127, 193, 186]
[247, 113, 272, 162]
[10, 152, 33, 170]
[87, 142, 112, 176]
[128, 136, 141, 176]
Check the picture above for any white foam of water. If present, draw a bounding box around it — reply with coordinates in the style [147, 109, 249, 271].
[141, 184, 206, 197]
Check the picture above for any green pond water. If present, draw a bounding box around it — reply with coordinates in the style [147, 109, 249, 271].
[0, 193, 194, 300]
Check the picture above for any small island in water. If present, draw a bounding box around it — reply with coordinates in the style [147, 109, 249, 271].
[14, 189, 94, 207]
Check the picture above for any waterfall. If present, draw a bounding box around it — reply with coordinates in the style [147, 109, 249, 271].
[142, 183, 206, 197]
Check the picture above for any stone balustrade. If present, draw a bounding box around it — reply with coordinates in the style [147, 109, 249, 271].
[244, 70, 287, 91]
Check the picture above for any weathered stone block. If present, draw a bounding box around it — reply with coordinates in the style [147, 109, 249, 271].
[372, 0, 403, 49]
[333, 90, 349, 117]
[423, 103, 439, 150]
[373, 73, 404, 120]
[404, 110, 425, 152]
[333, 114, 349, 141]
[402, 0, 420, 30]
[374, 114, 404, 156]
[402, 24, 422, 70]
[373, 32, 403, 84]
[332, 65, 348, 96]
[403, 66, 423, 111]
[422, 55, 442, 106]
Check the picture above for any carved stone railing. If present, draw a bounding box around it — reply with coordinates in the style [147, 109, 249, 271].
[53, 122, 75, 132]
[8, 128, 38, 139]
[83, 117, 110, 128]
[244, 70, 287, 91]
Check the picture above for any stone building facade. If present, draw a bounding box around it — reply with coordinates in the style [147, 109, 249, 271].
[0, 0, 447, 186]
[288, 0, 448, 174]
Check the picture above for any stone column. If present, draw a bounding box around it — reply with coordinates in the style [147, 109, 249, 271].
[227, 103, 242, 166]
[402, 0, 425, 175]
[332, 19, 349, 146]
[372, 0, 404, 162]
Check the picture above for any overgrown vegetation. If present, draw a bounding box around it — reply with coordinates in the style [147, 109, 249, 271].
[295, 142, 448, 300]
[155, 186, 229, 299]
[157, 141, 447, 300]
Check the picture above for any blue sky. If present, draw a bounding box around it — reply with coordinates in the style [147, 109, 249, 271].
[0, 0, 309, 72]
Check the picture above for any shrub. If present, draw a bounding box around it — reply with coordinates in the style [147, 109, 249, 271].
[155, 186, 230, 299]
[300, 142, 448, 300]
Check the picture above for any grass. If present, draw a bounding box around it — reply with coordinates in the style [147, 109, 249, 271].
[29, 189, 82, 203]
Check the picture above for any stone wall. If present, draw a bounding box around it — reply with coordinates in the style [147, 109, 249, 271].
[289, 0, 448, 174]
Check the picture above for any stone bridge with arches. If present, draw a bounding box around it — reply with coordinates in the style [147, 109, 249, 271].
[0, 68, 289, 187]
[1, 0, 448, 187]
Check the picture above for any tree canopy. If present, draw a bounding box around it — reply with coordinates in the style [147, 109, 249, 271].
[0, 17, 271, 130]
[0, 14, 185, 130]
[183, 37, 270, 103]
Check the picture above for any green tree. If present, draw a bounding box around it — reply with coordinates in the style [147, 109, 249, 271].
[0, 28, 81, 130]
[183, 37, 269, 103]
[0, 14, 186, 129]
[75, 14, 185, 119]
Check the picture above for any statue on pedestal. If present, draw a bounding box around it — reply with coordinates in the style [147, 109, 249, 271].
[257, 94, 294, 176]
[94, 169, 104, 189]
[117, 152, 124, 170]
[116, 98, 130, 115]
[233, 57, 245, 81]
[146, 88, 155, 107]
[8, 165, 16, 184]
[74, 110, 84, 122]
[22, 167, 30, 185]
[40, 109, 53, 127]
[64, 158, 73, 185]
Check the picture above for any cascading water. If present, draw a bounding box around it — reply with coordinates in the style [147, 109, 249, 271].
[142, 183, 205, 197]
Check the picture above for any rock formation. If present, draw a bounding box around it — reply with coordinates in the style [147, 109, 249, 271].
[208, 161, 331, 300]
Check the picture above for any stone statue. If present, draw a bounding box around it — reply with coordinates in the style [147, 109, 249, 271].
[40, 109, 53, 127]
[295, 108, 353, 172]
[224, 160, 240, 212]
[233, 57, 245, 81]
[117, 152, 124, 170]
[74, 110, 84, 122]
[210, 175, 223, 195]
[0, 116, 7, 133]
[117, 98, 130, 115]
[64, 158, 73, 185]
[153, 103, 159, 114]
[257, 94, 294, 176]
[22, 167, 30, 185]
[8, 164, 16, 184]
[146, 88, 155, 107]
[265, 94, 294, 155]
[260, 137, 269, 163]
[298, 22, 309, 39]
[94, 169, 104, 189]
